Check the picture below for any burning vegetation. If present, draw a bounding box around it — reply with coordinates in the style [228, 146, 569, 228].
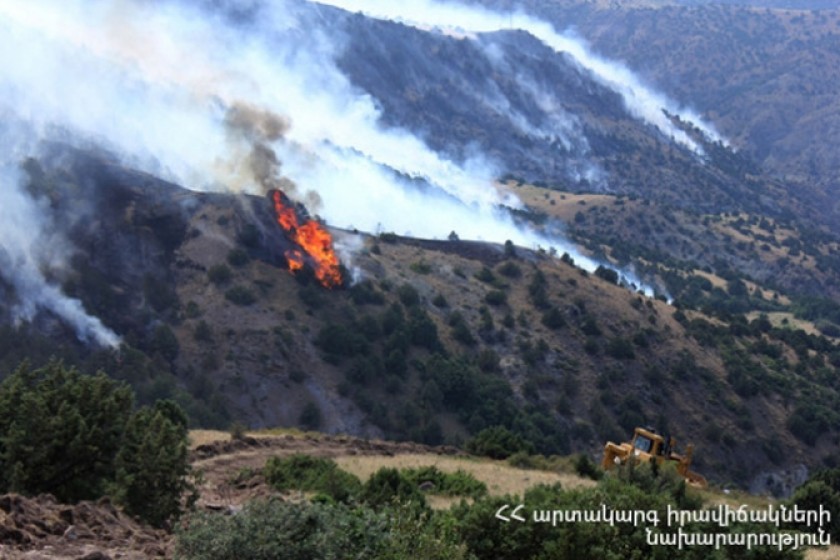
[270, 189, 343, 289]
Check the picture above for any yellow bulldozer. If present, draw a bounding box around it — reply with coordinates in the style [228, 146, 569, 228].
[602, 427, 707, 488]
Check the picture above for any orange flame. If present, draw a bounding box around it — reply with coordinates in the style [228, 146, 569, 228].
[271, 190, 343, 289]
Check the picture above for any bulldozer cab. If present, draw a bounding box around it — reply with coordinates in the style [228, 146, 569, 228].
[630, 427, 669, 459]
[631, 428, 659, 454]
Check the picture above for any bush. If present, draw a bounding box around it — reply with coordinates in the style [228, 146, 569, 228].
[227, 248, 251, 267]
[349, 281, 386, 305]
[175, 499, 466, 560]
[113, 400, 193, 527]
[401, 466, 487, 499]
[574, 453, 602, 481]
[449, 312, 476, 346]
[466, 426, 533, 460]
[541, 307, 566, 330]
[594, 265, 619, 285]
[485, 289, 507, 306]
[397, 283, 421, 307]
[361, 467, 426, 509]
[0, 362, 133, 502]
[225, 285, 257, 306]
[315, 324, 369, 360]
[474, 267, 496, 284]
[790, 468, 840, 541]
[497, 261, 522, 278]
[606, 337, 635, 360]
[207, 264, 232, 285]
[0, 362, 193, 527]
[263, 454, 361, 503]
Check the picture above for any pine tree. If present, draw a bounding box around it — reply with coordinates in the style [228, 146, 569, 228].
[113, 400, 192, 528]
[0, 361, 133, 502]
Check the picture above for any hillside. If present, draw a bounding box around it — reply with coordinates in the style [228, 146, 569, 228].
[1, 151, 837, 497]
[1, 0, 840, 504]
[482, 1, 840, 225]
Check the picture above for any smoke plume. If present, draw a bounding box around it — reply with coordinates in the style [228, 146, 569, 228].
[311, 0, 726, 153]
[0, 123, 121, 347]
[0, 0, 670, 345]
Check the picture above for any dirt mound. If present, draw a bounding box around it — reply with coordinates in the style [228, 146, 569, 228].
[0, 493, 169, 560]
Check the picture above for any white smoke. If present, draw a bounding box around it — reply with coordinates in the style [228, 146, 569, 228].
[0, 0, 666, 344]
[311, 0, 726, 153]
[0, 123, 121, 347]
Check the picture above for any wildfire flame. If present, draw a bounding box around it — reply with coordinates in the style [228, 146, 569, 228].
[271, 190, 343, 289]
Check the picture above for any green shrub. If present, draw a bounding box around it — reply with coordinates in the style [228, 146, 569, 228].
[315, 323, 369, 360]
[466, 426, 533, 460]
[175, 499, 465, 560]
[790, 468, 840, 541]
[397, 283, 421, 307]
[0, 362, 133, 502]
[0, 362, 193, 527]
[474, 266, 496, 284]
[113, 400, 193, 527]
[594, 265, 619, 285]
[361, 467, 426, 509]
[225, 285, 256, 306]
[497, 261, 522, 278]
[349, 281, 386, 305]
[207, 264, 232, 285]
[401, 466, 487, 498]
[410, 261, 432, 274]
[227, 248, 250, 267]
[485, 289, 507, 306]
[263, 454, 361, 503]
[574, 453, 602, 481]
[606, 337, 635, 360]
[541, 307, 566, 329]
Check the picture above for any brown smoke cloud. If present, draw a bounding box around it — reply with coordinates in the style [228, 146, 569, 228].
[223, 102, 296, 193]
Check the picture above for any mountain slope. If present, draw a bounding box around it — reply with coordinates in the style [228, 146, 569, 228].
[479, 1, 840, 221]
[4, 151, 838, 495]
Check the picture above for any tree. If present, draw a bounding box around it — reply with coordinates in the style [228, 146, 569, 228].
[113, 400, 192, 527]
[594, 265, 619, 285]
[0, 361, 133, 502]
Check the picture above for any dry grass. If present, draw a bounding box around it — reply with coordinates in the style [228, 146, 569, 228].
[805, 546, 840, 560]
[189, 429, 230, 449]
[334, 453, 597, 499]
[745, 311, 830, 338]
[189, 428, 310, 449]
[497, 182, 619, 221]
